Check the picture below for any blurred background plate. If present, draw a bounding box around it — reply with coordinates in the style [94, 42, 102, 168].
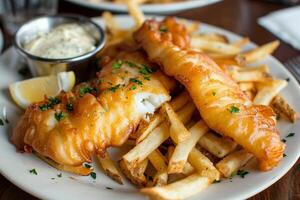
[0, 28, 3, 53]
[65, 0, 222, 14]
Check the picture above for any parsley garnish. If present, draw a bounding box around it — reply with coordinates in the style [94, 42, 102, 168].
[237, 170, 249, 178]
[112, 60, 123, 69]
[66, 103, 74, 112]
[159, 25, 168, 33]
[130, 85, 137, 90]
[144, 76, 151, 80]
[130, 78, 143, 85]
[286, 133, 295, 138]
[29, 169, 38, 175]
[106, 187, 113, 190]
[79, 86, 94, 97]
[213, 180, 221, 183]
[90, 172, 97, 180]
[139, 64, 153, 75]
[108, 84, 121, 92]
[55, 112, 66, 121]
[281, 138, 287, 143]
[83, 163, 92, 169]
[0, 119, 3, 126]
[283, 153, 287, 157]
[39, 97, 61, 111]
[286, 78, 290, 82]
[228, 106, 239, 114]
[212, 91, 216, 96]
[57, 173, 62, 178]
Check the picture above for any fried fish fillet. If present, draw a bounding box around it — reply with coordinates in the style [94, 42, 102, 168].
[12, 51, 170, 166]
[134, 18, 285, 171]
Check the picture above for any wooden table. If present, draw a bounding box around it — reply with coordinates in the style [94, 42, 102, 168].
[0, 0, 299, 199]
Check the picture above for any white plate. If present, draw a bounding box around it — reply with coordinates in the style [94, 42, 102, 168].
[0, 15, 299, 200]
[65, 0, 222, 14]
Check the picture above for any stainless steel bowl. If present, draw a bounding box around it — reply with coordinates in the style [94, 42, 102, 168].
[14, 14, 106, 80]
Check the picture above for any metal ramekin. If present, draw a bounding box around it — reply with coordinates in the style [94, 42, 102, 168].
[14, 14, 106, 81]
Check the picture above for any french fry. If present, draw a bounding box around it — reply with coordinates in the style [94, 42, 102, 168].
[148, 150, 168, 186]
[235, 40, 279, 64]
[96, 152, 123, 184]
[188, 148, 220, 181]
[136, 92, 189, 143]
[102, 11, 119, 36]
[36, 153, 92, 176]
[191, 37, 240, 55]
[161, 103, 190, 143]
[136, 114, 164, 143]
[167, 146, 195, 175]
[231, 69, 271, 82]
[119, 158, 148, 186]
[271, 95, 299, 123]
[169, 91, 190, 111]
[254, 79, 288, 105]
[193, 33, 228, 43]
[232, 37, 250, 48]
[168, 121, 209, 174]
[178, 19, 200, 35]
[123, 122, 169, 165]
[125, 0, 145, 28]
[216, 149, 253, 178]
[141, 174, 211, 200]
[198, 132, 237, 158]
[239, 82, 256, 92]
[176, 101, 196, 125]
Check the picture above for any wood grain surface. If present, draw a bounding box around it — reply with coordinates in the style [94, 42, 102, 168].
[0, 0, 299, 199]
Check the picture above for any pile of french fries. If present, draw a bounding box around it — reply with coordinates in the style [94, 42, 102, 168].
[40, 2, 298, 200]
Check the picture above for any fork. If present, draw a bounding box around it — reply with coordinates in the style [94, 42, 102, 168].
[285, 56, 300, 83]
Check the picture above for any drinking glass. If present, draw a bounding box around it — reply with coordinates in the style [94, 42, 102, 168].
[0, 0, 58, 35]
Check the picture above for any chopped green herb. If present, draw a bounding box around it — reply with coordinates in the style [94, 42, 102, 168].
[125, 61, 137, 68]
[228, 106, 239, 114]
[130, 85, 137, 90]
[281, 138, 286, 143]
[130, 78, 143, 85]
[66, 103, 74, 112]
[213, 180, 221, 183]
[212, 91, 216, 96]
[139, 64, 153, 75]
[112, 60, 123, 69]
[144, 76, 151, 80]
[237, 170, 249, 178]
[96, 78, 103, 85]
[79, 86, 94, 97]
[90, 172, 97, 180]
[57, 173, 62, 178]
[108, 82, 113, 85]
[55, 112, 66, 121]
[108, 84, 121, 92]
[29, 168, 38, 175]
[39, 97, 61, 111]
[83, 163, 92, 169]
[159, 25, 168, 32]
[0, 119, 3, 126]
[286, 133, 295, 138]
[286, 78, 290, 82]
[106, 187, 113, 190]
[283, 153, 287, 157]
[124, 70, 129, 74]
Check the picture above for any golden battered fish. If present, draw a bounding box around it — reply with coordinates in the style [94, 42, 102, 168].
[12, 51, 170, 166]
[134, 18, 285, 171]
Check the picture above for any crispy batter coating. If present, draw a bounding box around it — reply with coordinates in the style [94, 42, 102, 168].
[134, 18, 285, 171]
[12, 51, 170, 166]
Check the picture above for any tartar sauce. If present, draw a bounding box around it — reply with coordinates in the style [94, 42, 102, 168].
[24, 23, 97, 59]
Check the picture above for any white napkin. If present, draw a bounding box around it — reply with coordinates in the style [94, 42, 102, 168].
[258, 6, 300, 51]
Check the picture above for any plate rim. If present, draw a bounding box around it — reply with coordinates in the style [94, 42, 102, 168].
[0, 15, 299, 200]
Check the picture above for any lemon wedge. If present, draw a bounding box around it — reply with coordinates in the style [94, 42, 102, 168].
[9, 71, 75, 109]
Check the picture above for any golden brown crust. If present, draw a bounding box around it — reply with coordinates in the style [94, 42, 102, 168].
[134, 19, 285, 171]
